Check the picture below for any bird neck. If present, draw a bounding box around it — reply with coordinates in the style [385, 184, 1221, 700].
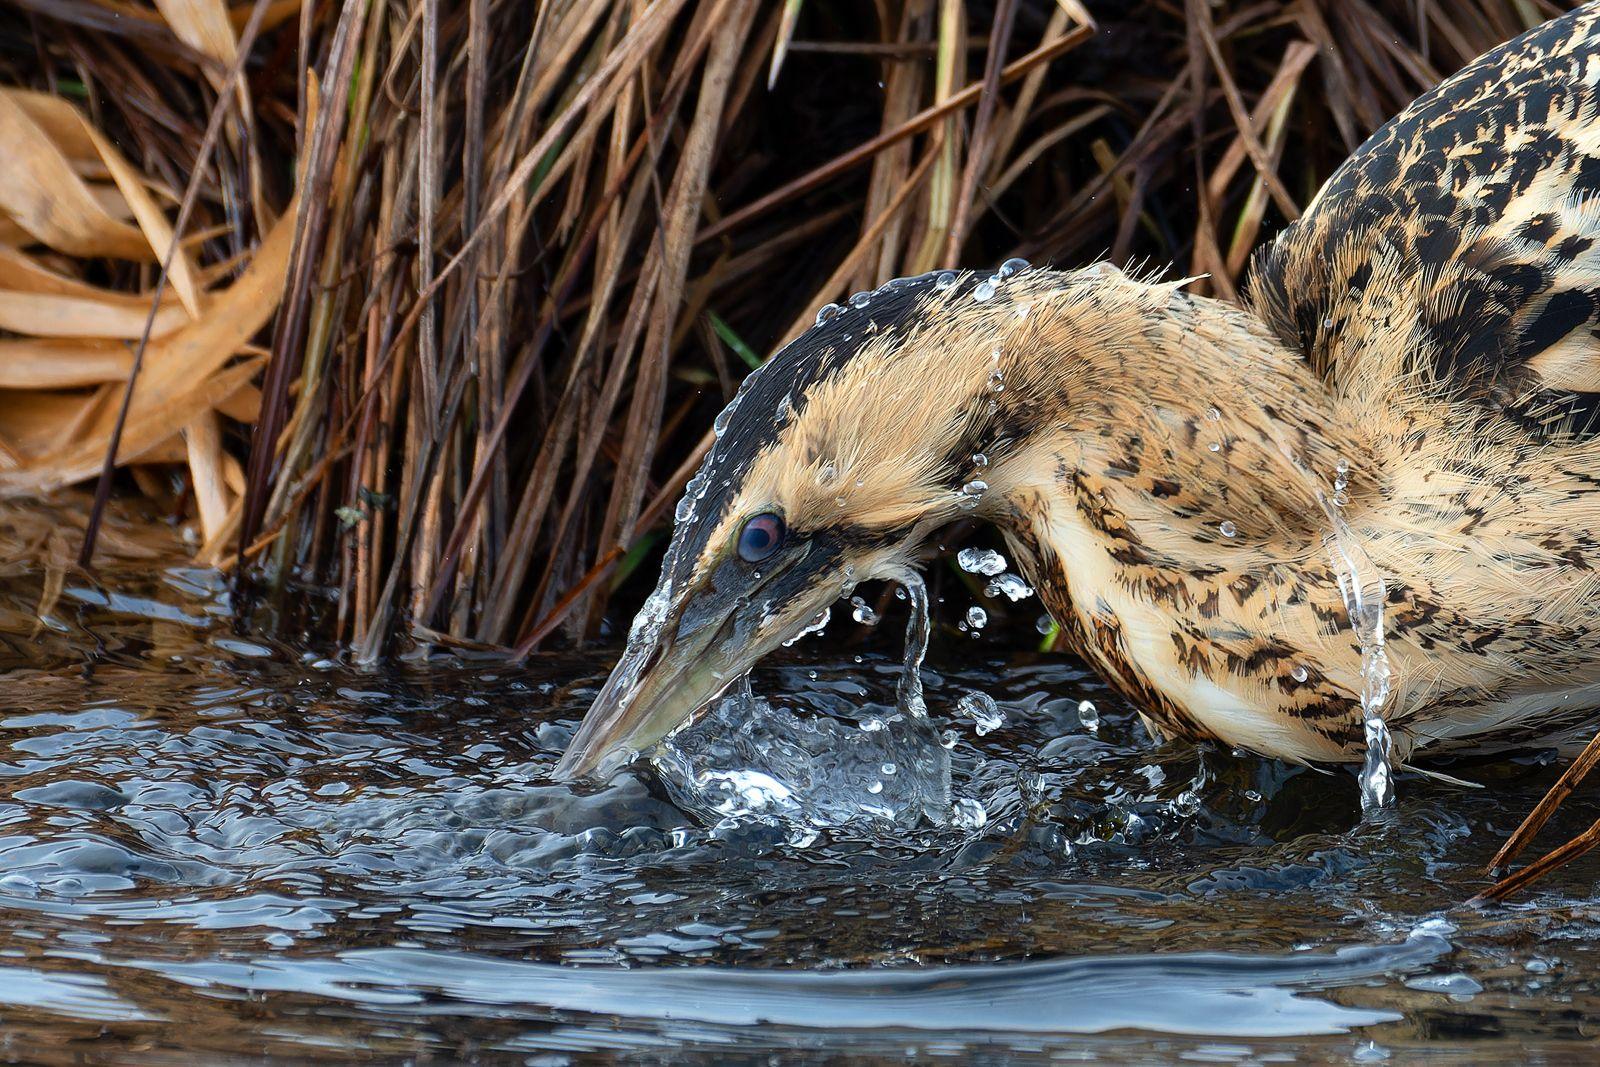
[973, 286, 1375, 758]
[981, 285, 1367, 560]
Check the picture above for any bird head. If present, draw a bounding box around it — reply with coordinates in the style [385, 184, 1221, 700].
[554, 264, 1103, 781]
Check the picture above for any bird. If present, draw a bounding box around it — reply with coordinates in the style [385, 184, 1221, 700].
[554, 2, 1600, 816]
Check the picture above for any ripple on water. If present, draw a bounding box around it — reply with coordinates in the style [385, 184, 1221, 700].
[0, 566, 1598, 1058]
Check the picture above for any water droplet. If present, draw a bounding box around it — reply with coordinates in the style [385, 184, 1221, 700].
[985, 573, 1034, 601]
[817, 462, 837, 486]
[866, 780, 884, 795]
[849, 291, 871, 308]
[934, 270, 958, 290]
[971, 452, 988, 467]
[966, 605, 988, 629]
[1035, 615, 1055, 635]
[1291, 664, 1309, 682]
[850, 596, 879, 626]
[987, 370, 1005, 392]
[957, 547, 1008, 576]
[1322, 315, 1335, 329]
[881, 762, 897, 775]
[1208, 441, 1222, 453]
[1206, 406, 1221, 421]
[956, 691, 1004, 735]
[1220, 520, 1237, 538]
[815, 303, 842, 326]
[835, 495, 847, 507]
[972, 279, 996, 302]
[998, 257, 1029, 277]
[960, 480, 988, 501]
[1172, 790, 1201, 817]
[1077, 699, 1099, 732]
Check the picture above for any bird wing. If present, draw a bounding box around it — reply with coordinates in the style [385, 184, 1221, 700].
[1248, 4, 1600, 437]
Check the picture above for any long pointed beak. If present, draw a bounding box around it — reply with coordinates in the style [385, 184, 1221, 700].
[552, 539, 854, 782]
[552, 613, 738, 782]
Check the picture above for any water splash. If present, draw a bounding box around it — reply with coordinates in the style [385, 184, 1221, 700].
[1077, 699, 1099, 733]
[985, 573, 1034, 602]
[956, 692, 1005, 736]
[849, 596, 879, 625]
[1320, 490, 1395, 812]
[957, 547, 1008, 576]
[654, 574, 951, 829]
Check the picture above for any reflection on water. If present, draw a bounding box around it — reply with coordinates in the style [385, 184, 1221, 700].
[0, 522, 1599, 1060]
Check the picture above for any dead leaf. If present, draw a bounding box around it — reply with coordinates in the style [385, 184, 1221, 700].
[0, 93, 152, 261]
[0, 291, 188, 339]
[155, 0, 238, 69]
[0, 188, 296, 493]
[0, 339, 134, 389]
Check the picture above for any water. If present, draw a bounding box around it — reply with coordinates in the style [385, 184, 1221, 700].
[986, 572, 1035, 601]
[958, 546, 1009, 576]
[655, 577, 950, 830]
[1321, 488, 1396, 811]
[3, 516, 1600, 1061]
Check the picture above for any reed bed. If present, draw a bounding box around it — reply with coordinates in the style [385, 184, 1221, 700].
[0, 0, 1576, 655]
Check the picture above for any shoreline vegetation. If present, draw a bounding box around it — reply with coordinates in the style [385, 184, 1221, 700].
[2, 0, 1574, 654]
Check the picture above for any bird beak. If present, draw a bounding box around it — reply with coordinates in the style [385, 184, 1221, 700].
[550, 603, 733, 782]
[552, 548, 833, 782]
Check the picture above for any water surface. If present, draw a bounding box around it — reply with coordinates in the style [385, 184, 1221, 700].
[0, 538, 1598, 1062]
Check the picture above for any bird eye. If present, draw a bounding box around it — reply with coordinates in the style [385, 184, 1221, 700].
[737, 513, 785, 563]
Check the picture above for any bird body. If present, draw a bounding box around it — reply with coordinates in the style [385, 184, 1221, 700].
[556, 4, 1600, 784]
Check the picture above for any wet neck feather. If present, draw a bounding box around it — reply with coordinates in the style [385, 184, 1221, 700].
[983, 284, 1368, 567]
[972, 286, 1374, 758]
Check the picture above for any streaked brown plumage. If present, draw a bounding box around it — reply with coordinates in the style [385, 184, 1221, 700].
[555, 5, 1600, 790]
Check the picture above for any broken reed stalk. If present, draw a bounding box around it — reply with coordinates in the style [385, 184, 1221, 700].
[2, 0, 1595, 893]
[1477, 729, 1600, 901]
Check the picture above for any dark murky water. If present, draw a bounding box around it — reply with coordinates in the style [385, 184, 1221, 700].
[1, 546, 1599, 1062]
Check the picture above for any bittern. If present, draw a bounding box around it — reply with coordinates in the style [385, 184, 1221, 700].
[555, 0, 1600, 868]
